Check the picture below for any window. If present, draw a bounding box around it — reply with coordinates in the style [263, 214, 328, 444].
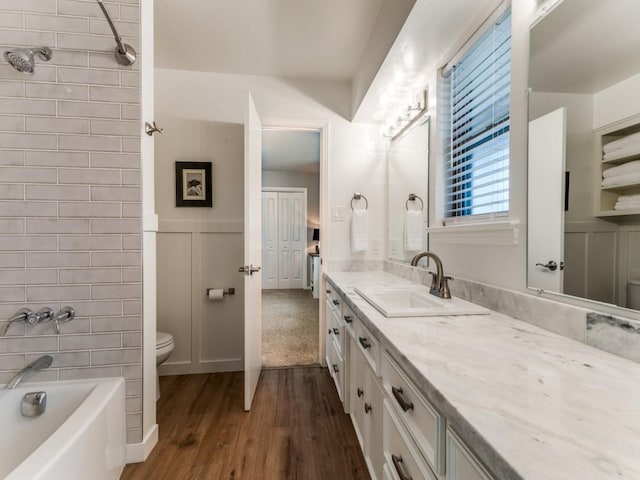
[443, 8, 511, 220]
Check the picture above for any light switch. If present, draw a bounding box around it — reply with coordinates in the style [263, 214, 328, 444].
[332, 205, 346, 222]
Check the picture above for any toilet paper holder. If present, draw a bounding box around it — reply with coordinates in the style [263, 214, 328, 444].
[206, 288, 235, 297]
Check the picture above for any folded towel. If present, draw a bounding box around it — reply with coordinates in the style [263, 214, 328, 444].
[614, 201, 640, 210]
[617, 194, 640, 202]
[351, 209, 369, 252]
[603, 160, 640, 178]
[602, 142, 640, 161]
[404, 210, 424, 251]
[603, 131, 640, 154]
[601, 171, 640, 188]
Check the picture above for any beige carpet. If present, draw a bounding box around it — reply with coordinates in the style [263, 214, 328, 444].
[262, 289, 319, 367]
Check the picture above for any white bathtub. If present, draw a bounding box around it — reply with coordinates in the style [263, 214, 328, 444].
[0, 377, 126, 480]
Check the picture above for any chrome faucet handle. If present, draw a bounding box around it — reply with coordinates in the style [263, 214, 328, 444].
[35, 307, 55, 324]
[441, 276, 453, 299]
[1, 308, 33, 336]
[52, 306, 75, 335]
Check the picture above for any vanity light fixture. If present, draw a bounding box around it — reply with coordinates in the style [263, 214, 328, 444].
[381, 90, 428, 141]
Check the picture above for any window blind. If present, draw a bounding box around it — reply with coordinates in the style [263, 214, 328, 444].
[444, 9, 511, 219]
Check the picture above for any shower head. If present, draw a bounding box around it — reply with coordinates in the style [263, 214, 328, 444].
[4, 47, 52, 74]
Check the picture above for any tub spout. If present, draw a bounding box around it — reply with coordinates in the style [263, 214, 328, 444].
[5, 355, 53, 389]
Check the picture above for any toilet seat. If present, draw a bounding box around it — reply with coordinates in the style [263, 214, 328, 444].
[156, 331, 174, 349]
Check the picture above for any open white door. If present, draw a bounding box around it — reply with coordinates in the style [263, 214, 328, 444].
[527, 107, 566, 293]
[242, 94, 263, 411]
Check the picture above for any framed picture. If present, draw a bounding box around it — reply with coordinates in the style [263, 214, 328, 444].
[175, 161, 213, 207]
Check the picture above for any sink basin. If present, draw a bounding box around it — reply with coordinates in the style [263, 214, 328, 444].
[354, 287, 489, 317]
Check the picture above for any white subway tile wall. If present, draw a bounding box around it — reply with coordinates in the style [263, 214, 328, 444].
[0, 1, 142, 444]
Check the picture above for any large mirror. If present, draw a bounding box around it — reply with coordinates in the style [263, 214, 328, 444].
[387, 118, 429, 262]
[527, 0, 640, 311]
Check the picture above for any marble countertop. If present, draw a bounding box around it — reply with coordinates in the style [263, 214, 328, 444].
[325, 270, 640, 480]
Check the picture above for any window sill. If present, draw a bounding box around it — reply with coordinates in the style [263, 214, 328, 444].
[427, 219, 520, 246]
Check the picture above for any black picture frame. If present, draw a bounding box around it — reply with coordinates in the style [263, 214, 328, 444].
[175, 161, 213, 207]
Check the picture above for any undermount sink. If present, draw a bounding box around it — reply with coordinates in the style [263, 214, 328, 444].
[354, 287, 489, 317]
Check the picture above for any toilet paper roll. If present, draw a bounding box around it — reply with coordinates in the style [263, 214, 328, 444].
[207, 289, 224, 301]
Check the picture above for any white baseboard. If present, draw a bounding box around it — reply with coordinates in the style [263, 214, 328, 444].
[159, 358, 243, 376]
[125, 424, 158, 464]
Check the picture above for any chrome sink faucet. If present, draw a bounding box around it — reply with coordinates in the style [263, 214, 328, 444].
[410, 251, 453, 299]
[5, 355, 53, 389]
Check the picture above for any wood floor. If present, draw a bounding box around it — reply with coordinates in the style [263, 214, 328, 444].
[121, 367, 370, 480]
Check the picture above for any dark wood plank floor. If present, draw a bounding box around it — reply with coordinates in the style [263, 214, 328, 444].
[121, 366, 370, 480]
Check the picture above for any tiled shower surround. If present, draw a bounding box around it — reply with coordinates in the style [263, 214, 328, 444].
[0, 1, 142, 443]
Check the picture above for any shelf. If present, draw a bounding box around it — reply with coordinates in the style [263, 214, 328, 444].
[601, 182, 640, 192]
[601, 153, 640, 165]
[597, 209, 640, 217]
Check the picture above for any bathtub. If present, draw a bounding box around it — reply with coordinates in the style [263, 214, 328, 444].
[0, 377, 126, 480]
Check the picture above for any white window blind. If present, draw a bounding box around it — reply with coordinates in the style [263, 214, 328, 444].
[444, 8, 511, 219]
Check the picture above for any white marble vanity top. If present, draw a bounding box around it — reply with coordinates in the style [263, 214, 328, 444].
[325, 270, 640, 480]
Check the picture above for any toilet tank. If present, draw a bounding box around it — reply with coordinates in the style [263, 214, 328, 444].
[627, 280, 640, 310]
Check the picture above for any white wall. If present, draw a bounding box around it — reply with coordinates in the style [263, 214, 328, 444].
[154, 117, 244, 373]
[155, 68, 388, 264]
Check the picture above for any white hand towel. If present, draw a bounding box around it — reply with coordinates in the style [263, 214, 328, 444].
[617, 194, 640, 202]
[404, 210, 424, 251]
[351, 209, 369, 252]
[603, 160, 640, 178]
[601, 171, 640, 188]
[603, 131, 640, 154]
[602, 142, 640, 161]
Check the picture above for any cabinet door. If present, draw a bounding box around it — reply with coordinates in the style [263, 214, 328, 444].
[365, 368, 385, 480]
[446, 428, 494, 480]
[349, 337, 367, 450]
[277, 192, 305, 289]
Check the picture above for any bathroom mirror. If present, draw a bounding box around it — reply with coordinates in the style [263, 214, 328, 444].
[387, 117, 429, 262]
[527, 0, 640, 311]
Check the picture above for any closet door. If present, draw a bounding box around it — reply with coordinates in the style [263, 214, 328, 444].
[262, 191, 278, 289]
[277, 192, 304, 289]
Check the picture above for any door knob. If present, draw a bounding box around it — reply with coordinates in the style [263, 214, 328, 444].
[238, 264, 261, 275]
[535, 260, 558, 271]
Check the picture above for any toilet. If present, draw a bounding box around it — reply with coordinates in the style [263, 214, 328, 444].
[156, 331, 175, 400]
[627, 280, 640, 310]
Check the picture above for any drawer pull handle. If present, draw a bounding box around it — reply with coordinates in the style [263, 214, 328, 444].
[392, 386, 414, 412]
[343, 315, 353, 323]
[332, 364, 339, 373]
[364, 402, 372, 414]
[332, 328, 339, 335]
[357, 387, 364, 398]
[332, 299, 340, 306]
[358, 337, 371, 349]
[328, 329, 332, 335]
[392, 454, 413, 480]
[326, 289, 331, 294]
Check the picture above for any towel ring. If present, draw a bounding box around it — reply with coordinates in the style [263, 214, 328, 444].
[406, 193, 424, 211]
[351, 193, 368, 211]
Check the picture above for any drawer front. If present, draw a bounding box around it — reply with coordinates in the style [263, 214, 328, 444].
[383, 400, 437, 480]
[327, 337, 345, 402]
[342, 302, 357, 338]
[382, 352, 445, 474]
[355, 317, 380, 375]
[325, 284, 342, 313]
[331, 307, 346, 356]
[446, 428, 494, 480]
[349, 337, 367, 449]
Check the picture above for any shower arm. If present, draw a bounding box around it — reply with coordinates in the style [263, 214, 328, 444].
[96, 0, 136, 66]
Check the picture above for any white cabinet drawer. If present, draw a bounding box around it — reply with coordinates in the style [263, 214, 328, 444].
[382, 352, 445, 475]
[327, 336, 345, 402]
[446, 428, 494, 480]
[354, 317, 380, 375]
[329, 307, 346, 357]
[383, 400, 438, 480]
[325, 284, 343, 313]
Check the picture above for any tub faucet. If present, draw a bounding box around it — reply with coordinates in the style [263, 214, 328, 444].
[410, 251, 452, 299]
[5, 355, 53, 389]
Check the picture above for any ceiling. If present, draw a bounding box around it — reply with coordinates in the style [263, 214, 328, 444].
[155, 0, 385, 81]
[262, 129, 320, 173]
[529, 0, 640, 94]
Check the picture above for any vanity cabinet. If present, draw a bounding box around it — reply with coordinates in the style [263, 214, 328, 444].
[324, 278, 494, 480]
[596, 114, 640, 217]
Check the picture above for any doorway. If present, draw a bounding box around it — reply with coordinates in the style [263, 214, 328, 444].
[261, 127, 321, 367]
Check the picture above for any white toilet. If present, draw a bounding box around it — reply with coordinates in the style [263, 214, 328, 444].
[156, 331, 175, 400]
[627, 280, 640, 310]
